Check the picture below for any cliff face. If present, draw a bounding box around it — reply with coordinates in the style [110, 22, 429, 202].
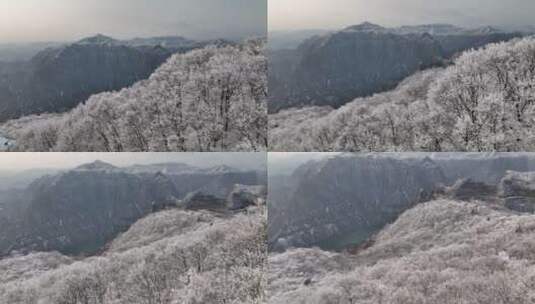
[1, 169, 180, 256]
[293, 30, 442, 107]
[0, 35, 214, 122]
[0, 162, 263, 257]
[269, 155, 446, 250]
[269, 154, 535, 250]
[268, 23, 523, 112]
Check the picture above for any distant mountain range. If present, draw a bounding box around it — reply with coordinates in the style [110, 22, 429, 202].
[0, 161, 263, 257]
[0, 34, 232, 122]
[269, 22, 529, 112]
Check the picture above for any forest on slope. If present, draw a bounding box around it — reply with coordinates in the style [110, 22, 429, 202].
[268, 22, 523, 112]
[0, 207, 267, 304]
[270, 37, 535, 152]
[0, 158, 267, 304]
[1, 39, 267, 152]
[269, 199, 535, 303]
[268, 153, 535, 303]
[0, 35, 208, 122]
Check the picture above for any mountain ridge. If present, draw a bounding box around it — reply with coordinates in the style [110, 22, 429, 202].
[0, 161, 264, 257]
[268, 22, 525, 112]
[0, 33, 237, 123]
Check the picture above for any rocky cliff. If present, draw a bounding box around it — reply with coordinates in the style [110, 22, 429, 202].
[269, 22, 523, 112]
[269, 155, 446, 250]
[0, 161, 264, 257]
[269, 154, 535, 250]
[0, 34, 220, 122]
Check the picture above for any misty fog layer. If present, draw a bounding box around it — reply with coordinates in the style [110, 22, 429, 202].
[0, 0, 267, 43]
[0, 152, 266, 172]
[269, 0, 535, 31]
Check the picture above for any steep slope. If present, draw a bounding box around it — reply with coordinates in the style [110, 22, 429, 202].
[269, 22, 444, 111]
[0, 35, 177, 121]
[0, 161, 264, 257]
[269, 22, 523, 112]
[270, 153, 535, 250]
[270, 36, 535, 152]
[0, 206, 267, 304]
[268, 29, 331, 50]
[269, 199, 535, 304]
[0, 164, 180, 256]
[269, 154, 446, 250]
[2, 39, 267, 152]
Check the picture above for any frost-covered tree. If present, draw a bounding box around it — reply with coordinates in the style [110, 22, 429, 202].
[0, 207, 267, 304]
[268, 200, 535, 303]
[269, 36, 535, 152]
[2, 39, 267, 152]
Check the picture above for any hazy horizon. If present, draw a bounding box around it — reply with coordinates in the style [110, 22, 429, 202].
[269, 0, 535, 31]
[0, 153, 266, 172]
[0, 0, 266, 44]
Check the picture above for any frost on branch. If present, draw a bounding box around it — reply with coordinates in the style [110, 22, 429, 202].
[3, 39, 267, 152]
[269, 200, 535, 303]
[0, 207, 267, 304]
[270, 37, 535, 152]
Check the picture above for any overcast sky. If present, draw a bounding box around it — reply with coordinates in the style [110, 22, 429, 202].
[0, 0, 266, 43]
[269, 0, 535, 31]
[0, 153, 266, 171]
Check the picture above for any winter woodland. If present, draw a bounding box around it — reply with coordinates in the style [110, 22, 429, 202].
[270, 37, 535, 152]
[1, 39, 267, 152]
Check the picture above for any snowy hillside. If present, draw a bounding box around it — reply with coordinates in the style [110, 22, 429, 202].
[268, 22, 523, 112]
[269, 199, 535, 303]
[1, 39, 267, 152]
[270, 37, 535, 152]
[0, 207, 267, 304]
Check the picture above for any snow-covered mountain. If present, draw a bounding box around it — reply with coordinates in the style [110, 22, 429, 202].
[0, 206, 266, 304]
[1, 39, 267, 152]
[269, 198, 535, 303]
[269, 153, 535, 250]
[0, 161, 265, 257]
[0, 33, 238, 124]
[0, 34, 179, 122]
[269, 154, 535, 303]
[269, 22, 524, 112]
[270, 36, 535, 152]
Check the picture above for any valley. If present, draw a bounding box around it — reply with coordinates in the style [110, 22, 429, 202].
[0, 38, 267, 152]
[0, 34, 238, 123]
[268, 22, 526, 112]
[268, 153, 535, 303]
[0, 156, 267, 304]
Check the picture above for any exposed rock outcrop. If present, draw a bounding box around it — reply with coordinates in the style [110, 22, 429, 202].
[0, 34, 220, 122]
[227, 184, 267, 210]
[447, 178, 498, 202]
[181, 191, 227, 211]
[499, 171, 535, 213]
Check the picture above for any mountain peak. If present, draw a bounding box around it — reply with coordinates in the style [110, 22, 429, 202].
[75, 160, 117, 171]
[470, 26, 501, 34]
[205, 165, 237, 174]
[344, 22, 385, 32]
[76, 34, 119, 46]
